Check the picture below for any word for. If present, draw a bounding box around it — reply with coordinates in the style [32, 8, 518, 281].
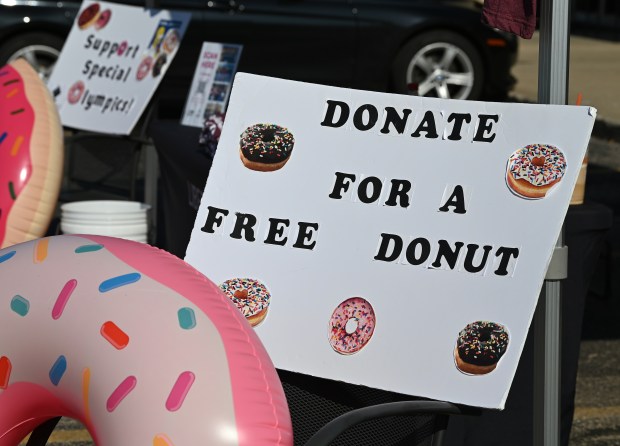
[329, 172, 468, 214]
[80, 90, 134, 114]
[82, 60, 131, 82]
[84, 35, 140, 59]
[201, 206, 319, 250]
[329, 172, 413, 208]
[321, 99, 500, 143]
[374, 233, 519, 277]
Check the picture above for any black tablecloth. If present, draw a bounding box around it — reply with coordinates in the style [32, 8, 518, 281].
[150, 119, 613, 445]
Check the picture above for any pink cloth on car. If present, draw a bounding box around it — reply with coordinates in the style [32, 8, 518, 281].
[482, 0, 537, 39]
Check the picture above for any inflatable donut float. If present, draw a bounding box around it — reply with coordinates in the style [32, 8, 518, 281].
[0, 59, 64, 249]
[0, 235, 293, 445]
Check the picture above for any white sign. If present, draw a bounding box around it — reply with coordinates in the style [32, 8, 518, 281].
[181, 42, 242, 127]
[185, 73, 595, 409]
[48, 1, 190, 135]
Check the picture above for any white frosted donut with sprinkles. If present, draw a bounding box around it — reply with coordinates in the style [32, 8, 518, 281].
[328, 297, 376, 355]
[506, 143, 567, 199]
[0, 235, 292, 445]
[219, 278, 271, 327]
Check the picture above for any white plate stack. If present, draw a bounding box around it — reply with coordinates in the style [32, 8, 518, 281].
[60, 200, 150, 243]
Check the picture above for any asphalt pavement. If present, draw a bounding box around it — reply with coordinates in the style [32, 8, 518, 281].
[511, 32, 620, 446]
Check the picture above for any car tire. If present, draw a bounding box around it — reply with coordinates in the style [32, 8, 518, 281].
[0, 32, 64, 83]
[392, 30, 484, 101]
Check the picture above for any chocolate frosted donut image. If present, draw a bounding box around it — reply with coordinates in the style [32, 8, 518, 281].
[77, 3, 100, 30]
[454, 321, 509, 375]
[219, 278, 271, 327]
[506, 143, 567, 199]
[239, 123, 295, 172]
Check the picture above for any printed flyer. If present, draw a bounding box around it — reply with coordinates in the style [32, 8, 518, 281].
[185, 73, 595, 409]
[181, 42, 243, 128]
[47, 1, 190, 134]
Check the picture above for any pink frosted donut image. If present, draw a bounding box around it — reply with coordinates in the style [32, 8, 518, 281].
[136, 56, 152, 81]
[94, 8, 111, 30]
[0, 235, 293, 445]
[67, 80, 85, 104]
[328, 297, 376, 355]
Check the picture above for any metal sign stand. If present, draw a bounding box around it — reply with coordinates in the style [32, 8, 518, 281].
[534, 0, 571, 444]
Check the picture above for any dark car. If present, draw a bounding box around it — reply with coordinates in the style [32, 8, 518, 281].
[0, 0, 517, 118]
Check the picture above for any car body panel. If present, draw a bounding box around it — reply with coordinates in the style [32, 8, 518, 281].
[0, 0, 517, 116]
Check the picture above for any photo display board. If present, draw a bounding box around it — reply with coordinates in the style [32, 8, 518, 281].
[47, 1, 190, 135]
[185, 73, 596, 409]
[181, 42, 243, 127]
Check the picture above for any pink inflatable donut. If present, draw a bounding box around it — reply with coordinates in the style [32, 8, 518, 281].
[0, 235, 293, 445]
[328, 297, 376, 355]
[0, 59, 63, 249]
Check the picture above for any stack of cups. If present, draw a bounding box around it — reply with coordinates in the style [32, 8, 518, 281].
[60, 200, 150, 243]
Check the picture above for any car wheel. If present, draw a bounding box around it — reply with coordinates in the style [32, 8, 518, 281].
[392, 30, 484, 101]
[0, 32, 64, 83]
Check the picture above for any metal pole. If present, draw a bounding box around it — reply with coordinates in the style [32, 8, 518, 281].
[534, 0, 571, 444]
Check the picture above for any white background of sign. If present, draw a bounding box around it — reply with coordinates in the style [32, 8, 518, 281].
[185, 73, 595, 409]
[47, 1, 189, 135]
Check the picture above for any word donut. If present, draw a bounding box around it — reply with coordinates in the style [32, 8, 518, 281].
[239, 123, 295, 172]
[0, 235, 293, 445]
[0, 59, 63, 249]
[506, 143, 567, 199]
[454, 321, 509, 375]
[219, 278, 271, 327]
[328, 297, 376, 355]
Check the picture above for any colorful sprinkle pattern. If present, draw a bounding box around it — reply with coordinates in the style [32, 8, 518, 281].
[219, 278, 271, 321]
[239, 123, 295, 164]
[507, 144, 567, 187]
[328, 297, 376, 355]
[0, 237, 207, 444]
[455, 321, 509, 367]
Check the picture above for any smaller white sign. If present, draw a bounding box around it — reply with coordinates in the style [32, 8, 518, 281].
[181, 42, 243, 128]
[47, 1, 190, 135]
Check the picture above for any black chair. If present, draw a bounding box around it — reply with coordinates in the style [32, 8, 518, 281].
[278, 370, 471, 446]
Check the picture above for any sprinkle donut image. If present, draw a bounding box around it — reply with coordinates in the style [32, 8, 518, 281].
[506, 143, 567, 199]
[136, 56, 153, 81]
[454, 321, 509, 375]
[0, 59, 63, 248]
[328, 297, 376, 355]
[219, 278, 271, 327]
[77, 3, 100, 30]
[94, 8, 112, 30]
[67, 80, 85, 104]
[239, 123, 295, 172]
[0, 235, 293, 445]
[162, 29, 180, 54]
[152, 53, 168, 78]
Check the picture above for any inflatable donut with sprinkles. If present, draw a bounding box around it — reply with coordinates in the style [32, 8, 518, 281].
[0, 235, 293, 445]
[0, 59, 63, 249]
